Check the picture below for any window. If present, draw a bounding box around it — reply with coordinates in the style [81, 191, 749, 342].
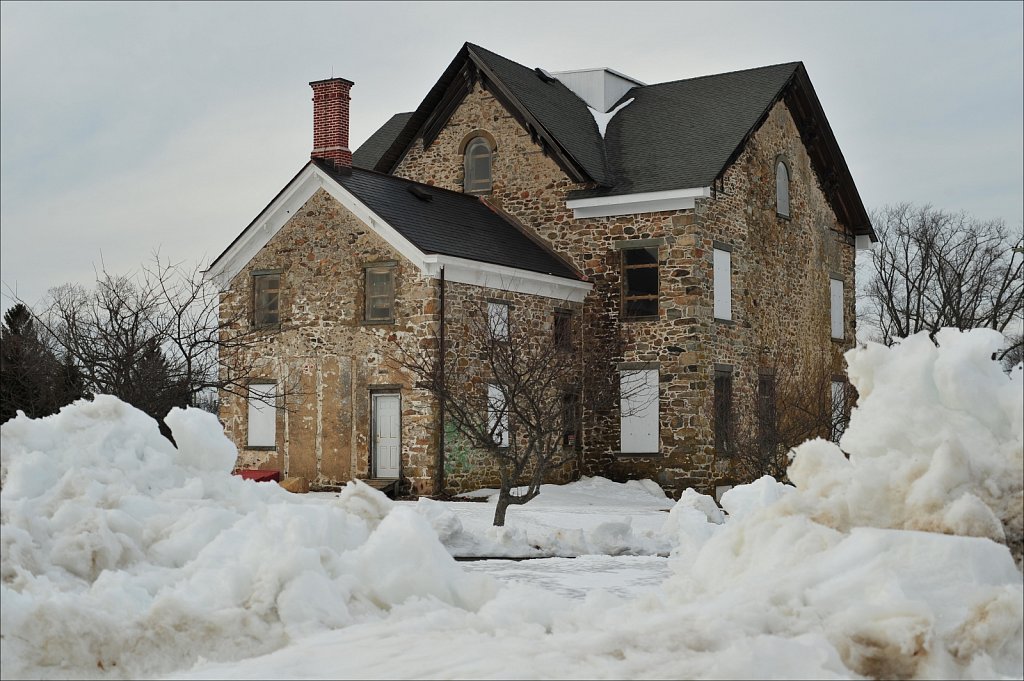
[831, 380, 848, 442]
[776, 160, 790, 217]
[365, 265, 396, 322]
[713, 247, 732, 321]
[464, 137, 492, 194]
[487, 383, 510, 448]
[621, 247, 659, 319]
[247, 383, 276, 448]
[488, 301, 509, 341]
[554, 310, 572, 350]
[253, 272, 281, 327]
[714, 365, 733, 457]
[562, 391, 580, 449]
[830, 277, 844, 339]
[757, 372, 777, 454]
[620, 369, 659, 453]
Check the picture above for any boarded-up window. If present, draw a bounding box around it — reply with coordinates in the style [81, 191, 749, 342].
[253, 272, 281, 327]
[757, 372, 777, 454]
[464, 137, 492, 194]
[714, 366, 733, 457]
[487, 383, 509, 448]
[554, 310, 572, 350]
[830, 278, 844, 339]
[247, 383, 276, 448]
[776, 160, 790, 217]
[488, 301, 509, 341]
[365, 265, 395, 321]
[622, 247, 659, 319]
[620, 369, 659, 453]
[713, 248, 732, 321]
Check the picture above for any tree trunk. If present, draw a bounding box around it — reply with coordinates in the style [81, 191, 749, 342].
[493, 489, 510, 526]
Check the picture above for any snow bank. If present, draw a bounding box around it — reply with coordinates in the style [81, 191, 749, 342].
[786, 328, 1023, 562]
[413, 476, 675, 558]
[0, 396, 495, 679]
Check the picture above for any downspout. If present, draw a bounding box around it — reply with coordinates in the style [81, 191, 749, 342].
[435, 266, 446, 495]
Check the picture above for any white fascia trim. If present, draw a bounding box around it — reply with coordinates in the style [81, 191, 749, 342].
[203, 165, 428, 289]
[422, 254, 592, 303]
[566, 186, 712, 219]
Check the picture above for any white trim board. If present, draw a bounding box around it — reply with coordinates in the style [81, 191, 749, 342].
[566, 186, 712, 218]
[203, 165, 592, 302]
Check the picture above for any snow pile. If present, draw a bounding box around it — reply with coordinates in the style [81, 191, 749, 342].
[587, 98, 633, 138]
[0, 396, 494, 679]
[412, 476, 675, 558]
[786, 328, 1023, 563]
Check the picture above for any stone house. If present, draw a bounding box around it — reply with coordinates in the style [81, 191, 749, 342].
[205, 43, 874, 498]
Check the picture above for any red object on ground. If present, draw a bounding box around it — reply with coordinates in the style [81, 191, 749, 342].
[233, 469, 281, 482]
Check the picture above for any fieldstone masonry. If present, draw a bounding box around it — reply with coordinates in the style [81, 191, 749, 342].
[219, 79, 856, 499]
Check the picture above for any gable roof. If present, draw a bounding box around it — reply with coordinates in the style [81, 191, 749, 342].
[314, 160, 580, 279]
[353, 112, 413, 170]
[371, 44, 874, 239]
[206, 160, 582, 288]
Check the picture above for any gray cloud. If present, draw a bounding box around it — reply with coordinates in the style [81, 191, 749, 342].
[2, 1, 1021, 311]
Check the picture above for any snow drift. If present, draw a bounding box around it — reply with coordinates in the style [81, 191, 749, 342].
[0, 397, 495, 679]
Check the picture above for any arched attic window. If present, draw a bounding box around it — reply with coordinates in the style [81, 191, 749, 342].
[463, 136, 493, 194]
[775, 159, 790, 217]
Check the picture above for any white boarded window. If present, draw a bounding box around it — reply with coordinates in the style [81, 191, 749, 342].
[620, 369, 659, 453]
[488, 302, 509, 341]
[487, 384, 510, 448]
[247, 383, 276, 448]
[830, 278, 844, 339]
[776, 161, 790, 217]
[713, 248, 732, 321]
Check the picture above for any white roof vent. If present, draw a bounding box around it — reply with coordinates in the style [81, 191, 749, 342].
[549, 67, 645, 113]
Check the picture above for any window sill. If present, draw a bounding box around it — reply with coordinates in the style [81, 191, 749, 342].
[246, 446, 277, 451]
[714, 317, 736, 326]
[621, 315, 660, 323]
[777, 213, 791, 221]
[615, 451, 662, 458]
[253, 324, 282, 332]
[831, 336, 847, 344]
[361, 319, 397, 326]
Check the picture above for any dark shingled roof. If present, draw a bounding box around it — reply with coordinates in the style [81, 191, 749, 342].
[595, 63, 800, 196]
[373, 44, 873, 237]
[353, 112, 413, 170]
[314, 160, 580, 280]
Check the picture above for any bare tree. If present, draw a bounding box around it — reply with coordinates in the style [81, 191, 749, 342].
[24, 254, 278, 435]
[395, 298, 646, 526]
[859, 204, 1023, 347]
[730, 349, 852, 485]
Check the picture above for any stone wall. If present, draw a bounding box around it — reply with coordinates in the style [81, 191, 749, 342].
[393, 85, 857, 497]
[217, 185, 584, 496]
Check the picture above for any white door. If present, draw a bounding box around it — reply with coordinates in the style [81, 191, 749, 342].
[373, 394, 401, 479]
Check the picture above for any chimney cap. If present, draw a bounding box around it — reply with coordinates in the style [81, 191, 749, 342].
[309, 76, 355, 87]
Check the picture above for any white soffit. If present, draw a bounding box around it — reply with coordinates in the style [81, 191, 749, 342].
[203, 165, 591, 302]
[422, 254, 592, 303]
[566, 187, 712, 219]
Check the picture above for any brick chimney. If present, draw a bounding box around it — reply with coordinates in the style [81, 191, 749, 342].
[310, 77, 354, 170]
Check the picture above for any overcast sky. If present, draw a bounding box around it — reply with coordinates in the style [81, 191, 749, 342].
[1, 1, 1022, 312]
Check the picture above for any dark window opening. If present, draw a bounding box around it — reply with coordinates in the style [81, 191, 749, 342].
[554, 310, 572, 350]
[757, 373, 777, 455]
[714, 367, 733, 457]
[562, 391, 580, 449]
[622, 247, 659, 319]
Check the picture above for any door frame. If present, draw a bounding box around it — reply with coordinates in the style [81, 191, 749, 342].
[370, 389, 402, 479]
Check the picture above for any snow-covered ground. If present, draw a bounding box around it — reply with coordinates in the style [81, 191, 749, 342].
[2, 328, 1022, 680]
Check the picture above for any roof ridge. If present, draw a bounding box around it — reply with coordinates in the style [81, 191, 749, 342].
[636, 61, 802, 90]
